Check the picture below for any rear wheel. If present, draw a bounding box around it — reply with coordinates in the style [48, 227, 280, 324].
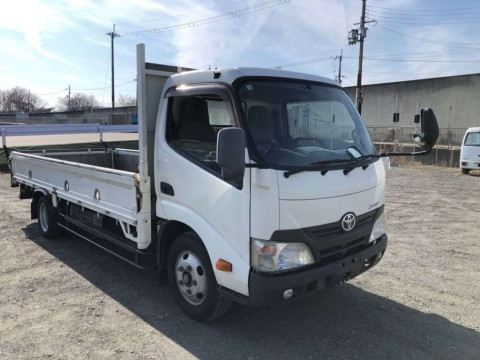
[37, 196, 64, 239]
[462, 169, 470, 175]
[167, 232, 231, 322]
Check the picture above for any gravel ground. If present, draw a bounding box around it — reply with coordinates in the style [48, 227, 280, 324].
[0, 166, 479, 359]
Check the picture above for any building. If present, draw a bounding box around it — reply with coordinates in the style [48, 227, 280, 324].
[344, 73, 480, 129]
[0, 106, 137, 125]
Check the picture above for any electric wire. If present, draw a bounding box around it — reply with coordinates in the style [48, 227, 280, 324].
[366, 5, 480, 12]
[366, 10, 480, 18]
[377, 23, 480, 47]
[116, 0, 255, 27]
[72, 80, 135, 92]
[121, 0, 292, 37]
[343, 56, 480, 63]
[37, 89, 67, 96]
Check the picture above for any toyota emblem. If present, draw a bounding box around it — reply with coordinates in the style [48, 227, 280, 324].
[341, 213, 356, 232]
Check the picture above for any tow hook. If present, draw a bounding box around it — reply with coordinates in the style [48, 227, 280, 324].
[337, 272, 352, 285]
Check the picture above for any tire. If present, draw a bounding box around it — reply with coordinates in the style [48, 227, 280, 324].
[37, 195, 64, 239]
[462, 169, 470, 175]
[167, 232, 231, 322]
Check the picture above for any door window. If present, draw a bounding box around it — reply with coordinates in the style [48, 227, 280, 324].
[166, 93, 236, 172]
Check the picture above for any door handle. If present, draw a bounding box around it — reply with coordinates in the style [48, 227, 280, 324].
[160, 182, 174, 196]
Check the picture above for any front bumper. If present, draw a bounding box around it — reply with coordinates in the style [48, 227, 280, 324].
[248, 234, 387, 307]
[460, 161, 480, 169]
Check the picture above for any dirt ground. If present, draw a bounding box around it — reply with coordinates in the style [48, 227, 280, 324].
[0, 166, 479, 359]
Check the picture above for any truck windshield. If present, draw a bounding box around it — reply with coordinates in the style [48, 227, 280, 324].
[237, 79, 376, 168]
[464, 132, 480, 146]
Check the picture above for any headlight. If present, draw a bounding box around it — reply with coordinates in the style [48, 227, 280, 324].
[251, 239, 314, 272]
[369, 213, 386, 243]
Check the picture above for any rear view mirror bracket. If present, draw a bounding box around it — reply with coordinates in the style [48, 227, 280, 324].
[378, 107, 439, 158]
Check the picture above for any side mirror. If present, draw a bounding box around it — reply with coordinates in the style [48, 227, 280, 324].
[382, 108, 439, 158]
[409, 108, 439, 150]
[216, 128, 246, 182]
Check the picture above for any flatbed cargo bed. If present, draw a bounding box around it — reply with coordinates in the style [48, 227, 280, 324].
[10, 148, 151, 247]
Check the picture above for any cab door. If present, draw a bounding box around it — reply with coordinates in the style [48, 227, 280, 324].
[155, 84, 251, 296]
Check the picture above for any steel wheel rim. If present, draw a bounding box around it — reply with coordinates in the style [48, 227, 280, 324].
[175, 250, 207, 305]
[39, 202, 49, 232]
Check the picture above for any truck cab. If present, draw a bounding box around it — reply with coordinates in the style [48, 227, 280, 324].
[155, 67, 388, 310]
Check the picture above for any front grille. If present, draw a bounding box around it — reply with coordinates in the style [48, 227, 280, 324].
[306, 210, 377, 241]
[304, 207, 382, 264]
[270, 206, 384, 265]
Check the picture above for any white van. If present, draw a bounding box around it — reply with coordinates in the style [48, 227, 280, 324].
[460, 127, 480, 174]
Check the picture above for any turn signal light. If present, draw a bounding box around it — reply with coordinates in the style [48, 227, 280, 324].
[216, 259, 232, 272]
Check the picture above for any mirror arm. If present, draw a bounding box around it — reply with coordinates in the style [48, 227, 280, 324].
[379, 146, 432, 157]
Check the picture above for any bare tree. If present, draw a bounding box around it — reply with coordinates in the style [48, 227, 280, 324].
[57, 93, 98, 111]
[117, 94, 136, 107]
[2, 87, 44, 112]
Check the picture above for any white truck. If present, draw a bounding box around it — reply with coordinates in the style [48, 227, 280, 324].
[10, 44, 439, 321]
[460, 127, 480, 174]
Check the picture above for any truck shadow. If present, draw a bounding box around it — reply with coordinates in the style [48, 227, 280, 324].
[22, 224, 479, 360]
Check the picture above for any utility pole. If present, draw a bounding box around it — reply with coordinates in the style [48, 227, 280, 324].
[107, 24, 120, 112]
[348, 0, 375, 115]
[27, 89, 31, 112]
[66, 85, 71, 111]
[333, 49, 343, 85]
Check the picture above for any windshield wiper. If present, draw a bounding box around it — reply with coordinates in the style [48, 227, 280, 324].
[284, 159, 351, 178]
[284, 154, 379, 178]
[342, 155, 376, 175]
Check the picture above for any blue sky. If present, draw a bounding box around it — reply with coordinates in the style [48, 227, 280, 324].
[1, 0, 479, 108]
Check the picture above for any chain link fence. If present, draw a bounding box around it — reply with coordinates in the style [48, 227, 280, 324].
[367, 126, 466, 168]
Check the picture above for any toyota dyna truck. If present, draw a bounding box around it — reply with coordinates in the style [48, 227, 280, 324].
[10, 44, 439, 321]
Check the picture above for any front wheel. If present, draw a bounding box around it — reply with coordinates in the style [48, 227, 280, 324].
[462, 169, 470, 175]
[167, 232, 231, 322]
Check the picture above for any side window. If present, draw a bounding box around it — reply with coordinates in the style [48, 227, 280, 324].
[166, 94, 235, 172]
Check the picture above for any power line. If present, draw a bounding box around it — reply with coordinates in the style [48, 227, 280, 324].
[367, 5, 480, 12]
[373, 18, 480, 25]
[343, 0, 351, 35]
[122, 0, 292, 37]
[346, 0, 352, 28]
[275, 57, 331, 68]
[366, 10, 480, 18]
[116, 0, 255, 28]
[377, 23, 480, 47]
[344, 56, 480, 63]
[369, 49, 477, 58]
[274, 48, 478, 70]
[37, 89, 67, 96]
[72, 80, 135, 91]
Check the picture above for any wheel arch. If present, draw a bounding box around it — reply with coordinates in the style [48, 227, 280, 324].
[157, 220, 198, 271]
[31, 188, 49, 220]
[155, 214, 250, 296]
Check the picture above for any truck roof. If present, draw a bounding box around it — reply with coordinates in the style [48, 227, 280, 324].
[168, 67, 340, 88]
[466, 127, 480, 133]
